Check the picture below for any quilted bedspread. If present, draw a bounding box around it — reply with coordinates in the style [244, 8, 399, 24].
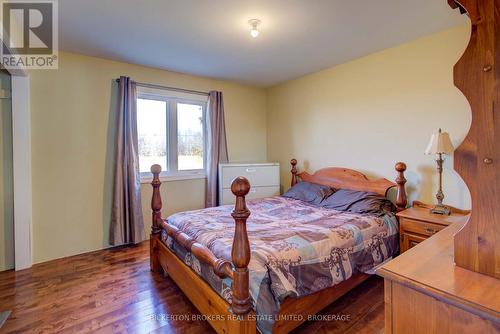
[160, 196, 399, 333]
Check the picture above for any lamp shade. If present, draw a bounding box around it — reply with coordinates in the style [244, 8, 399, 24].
[425, 129, 454, 155]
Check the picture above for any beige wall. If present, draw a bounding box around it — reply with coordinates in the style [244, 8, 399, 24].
[0, 70, 14, 271]
[29, 52, 267, 264]
[267, 25, 472, 209]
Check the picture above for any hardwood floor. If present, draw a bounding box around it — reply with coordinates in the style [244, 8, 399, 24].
[0, 241, 384, 334]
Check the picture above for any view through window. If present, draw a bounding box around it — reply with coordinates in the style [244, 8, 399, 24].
[137, 91, 206, 178]
[177, 103, 204, 170]
[137, 98, 167, 173]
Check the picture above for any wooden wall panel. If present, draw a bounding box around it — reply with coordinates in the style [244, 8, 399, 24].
[449, 0, 500, 278]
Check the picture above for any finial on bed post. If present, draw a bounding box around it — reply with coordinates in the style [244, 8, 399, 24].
[395, 162, 407, 212]
[230, 177, 252, 315]
[151, 164, 163, 234]
[291, 159, 298, 187]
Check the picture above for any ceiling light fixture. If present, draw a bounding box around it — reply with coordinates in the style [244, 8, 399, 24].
[248, 19, 261, 38]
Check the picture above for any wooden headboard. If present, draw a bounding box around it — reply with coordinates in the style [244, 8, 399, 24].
[290, 159, 408, 211]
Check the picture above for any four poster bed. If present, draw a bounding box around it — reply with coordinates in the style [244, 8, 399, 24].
[149, 159, 408, 334]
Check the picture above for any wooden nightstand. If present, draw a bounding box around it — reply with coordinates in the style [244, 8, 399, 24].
[397, 201, 470, 253]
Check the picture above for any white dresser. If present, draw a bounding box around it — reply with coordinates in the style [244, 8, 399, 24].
[218, 162, 280, 205]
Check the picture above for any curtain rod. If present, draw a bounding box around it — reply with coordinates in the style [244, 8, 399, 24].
[114, 78, 209, 96]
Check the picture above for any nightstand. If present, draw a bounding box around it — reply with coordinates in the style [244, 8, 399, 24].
[397, 201, 470, 253]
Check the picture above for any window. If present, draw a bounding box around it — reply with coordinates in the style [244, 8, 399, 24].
[137, 86, 207, 181]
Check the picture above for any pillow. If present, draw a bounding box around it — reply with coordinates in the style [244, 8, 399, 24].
[320, 189, 395, 215]
[282, 181, 334, 205]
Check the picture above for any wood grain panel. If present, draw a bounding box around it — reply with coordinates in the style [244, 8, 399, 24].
[391, 281, 500, 333]
[298, 168, 395, 196]
[449, 0, 500, 278]
[384, 279, 393, 334]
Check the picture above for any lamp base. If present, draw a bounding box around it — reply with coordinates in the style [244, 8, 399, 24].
[430, 204, 451, 215]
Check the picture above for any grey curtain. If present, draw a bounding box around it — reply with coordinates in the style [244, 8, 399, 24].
[110, 76, 145, 245]
[205, 91, 229, 207]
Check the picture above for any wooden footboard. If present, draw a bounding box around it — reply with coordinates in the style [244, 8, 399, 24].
[150, 233, 256, 333]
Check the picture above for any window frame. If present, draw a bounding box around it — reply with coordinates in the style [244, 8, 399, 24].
[137, 87, 208, 183]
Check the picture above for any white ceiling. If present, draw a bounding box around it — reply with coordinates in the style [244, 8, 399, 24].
[59, 0, 466, 87]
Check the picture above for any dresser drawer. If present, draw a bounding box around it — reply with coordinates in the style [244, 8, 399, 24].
[401, 232, 427, 252]
[221, 186, 280, 205]
[400, 217, 445, 237]
[220, 165, 279, 188]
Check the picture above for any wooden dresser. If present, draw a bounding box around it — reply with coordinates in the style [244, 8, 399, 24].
[398, 201, 469, 253]
[377, 219, 500, 333]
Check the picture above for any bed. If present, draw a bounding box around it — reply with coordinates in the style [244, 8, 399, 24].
[149, 159, 408, 334]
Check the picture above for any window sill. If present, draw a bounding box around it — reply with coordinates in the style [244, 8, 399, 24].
[140, 173, 206, 184]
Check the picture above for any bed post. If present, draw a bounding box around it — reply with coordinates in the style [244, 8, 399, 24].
[290, 159, 298, 187]
[395, 162, 407, 212]
[150, 164, 163, 273]
[230, 177, 252, 316]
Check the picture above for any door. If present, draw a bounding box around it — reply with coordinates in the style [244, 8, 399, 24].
[0, 69, 14, 271]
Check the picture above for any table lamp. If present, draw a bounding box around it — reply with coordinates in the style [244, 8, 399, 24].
[425, 128, 454, 215]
